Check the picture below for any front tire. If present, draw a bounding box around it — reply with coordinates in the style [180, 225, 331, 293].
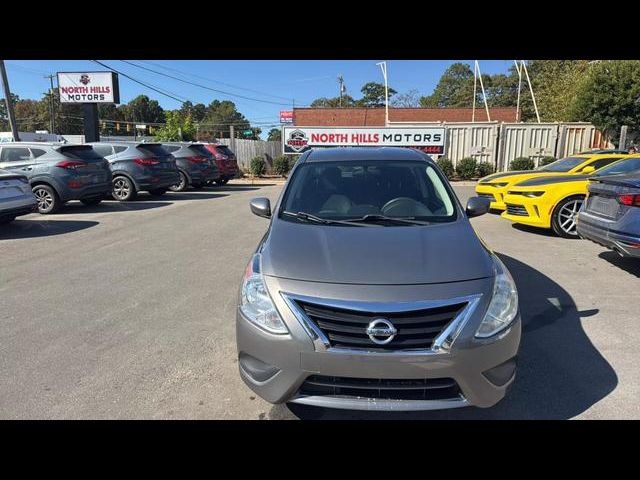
[215, 178, 229, 186]
[33, 184, 61, 214]
[551, 195, 584, 238]
[169, 172, 188, 192]
[112, 176, 136, 202]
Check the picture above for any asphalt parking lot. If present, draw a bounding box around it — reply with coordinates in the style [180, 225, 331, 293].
[1, 181, 639, 419]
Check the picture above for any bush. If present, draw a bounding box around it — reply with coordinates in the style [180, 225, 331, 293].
[436, 157, 454, 179]
[476, 161, 495, 178]
[273, 156, 292, 177]
[249, 156, 266, 177]
[456, 157, 478, 180]
[510, 157, 535, 171]
[538, 156, 556, 167]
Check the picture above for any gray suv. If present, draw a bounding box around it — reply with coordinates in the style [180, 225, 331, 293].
[91, 142, 180, 201]
[0, 142, 112, 214]
[237, 148, 521, 411]
[161, 143, 219, 191]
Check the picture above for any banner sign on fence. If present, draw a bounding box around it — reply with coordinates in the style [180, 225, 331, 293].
[57, 72, 120, 104]
[280, 111, 294, 124]
[282, 126, 446, 154]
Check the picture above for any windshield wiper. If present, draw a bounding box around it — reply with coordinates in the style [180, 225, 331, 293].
[344, 214, 431, 226]
[281, 211, 373, 227]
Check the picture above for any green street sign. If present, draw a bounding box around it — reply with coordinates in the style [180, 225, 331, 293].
[243, 129, 253, 135]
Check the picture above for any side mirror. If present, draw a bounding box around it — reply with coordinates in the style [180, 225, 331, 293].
[581, 166, 596, 174]
[466, 196, 491, 218]
[250, 197, 271, 218]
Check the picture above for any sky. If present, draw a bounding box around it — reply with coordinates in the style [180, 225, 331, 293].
[3, 60, 514, 138]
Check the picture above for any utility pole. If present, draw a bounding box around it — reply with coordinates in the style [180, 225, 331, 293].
[376, 62, 389, 126]
[337, 75, 345, 107]
[0, 60, 19, 141]
[45, 74, 56, 134]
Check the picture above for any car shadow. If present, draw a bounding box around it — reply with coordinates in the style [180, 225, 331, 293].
[161, 192, 229, 201]
[0, 219, 99, 240]
[598, 251, 640, 278]
[59, 201, 172, 214]
[272, 253, 618, 420]
[207, 185, 274, 192]
[511, 223, 557, 237]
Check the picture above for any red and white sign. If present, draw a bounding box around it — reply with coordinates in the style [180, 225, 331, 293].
[57, 72, 120, 104]
[280, 111, 294, 124]
[282, 126, 446, 154]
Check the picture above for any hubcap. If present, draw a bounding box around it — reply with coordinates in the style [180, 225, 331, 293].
[113, 179, 130, 199]
[558, 199, 583, 235]
[171, 174, 186, 190]
[35, 188, 53, 211]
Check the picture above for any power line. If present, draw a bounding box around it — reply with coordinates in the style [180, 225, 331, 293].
[91, 60, 188, 105]
[137, 60, 296, 103]
[119, 60, 294, 106]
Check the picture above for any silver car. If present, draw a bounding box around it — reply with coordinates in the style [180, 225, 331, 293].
[236, 147, 521, 412]
[0, 168, 37, 224]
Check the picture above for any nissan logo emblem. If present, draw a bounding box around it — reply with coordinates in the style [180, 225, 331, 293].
[366, 318, 397, 345]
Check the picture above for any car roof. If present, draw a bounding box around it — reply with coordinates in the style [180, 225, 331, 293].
[0, 141, 71, 147]
[303, 147, 429, 163]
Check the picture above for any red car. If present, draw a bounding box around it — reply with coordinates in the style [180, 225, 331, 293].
[202, 144, 239, 185]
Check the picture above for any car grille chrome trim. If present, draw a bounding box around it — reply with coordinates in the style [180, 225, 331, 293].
[280, 292, 482, 355]
[505, 203, 529, 216]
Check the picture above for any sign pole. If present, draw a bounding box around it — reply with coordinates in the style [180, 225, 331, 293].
[83, 103, 100, 142]
[0, 60, 20, 141]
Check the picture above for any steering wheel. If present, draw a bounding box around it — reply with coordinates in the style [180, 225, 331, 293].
[381, 197, 432, 217]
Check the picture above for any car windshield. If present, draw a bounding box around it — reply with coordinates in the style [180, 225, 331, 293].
[280, 160, 457, 224]
[539, 156, 586, 172]
[593, 157, 640, 177]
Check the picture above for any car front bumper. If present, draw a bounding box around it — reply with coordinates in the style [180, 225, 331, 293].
[236, 275, 521, 411]
[475, 184, 507, 210]
[501, 194, 552, 229]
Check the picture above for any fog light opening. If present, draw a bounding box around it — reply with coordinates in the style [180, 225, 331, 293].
[482, 357, 517, 387]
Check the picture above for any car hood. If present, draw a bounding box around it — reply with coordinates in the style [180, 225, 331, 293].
[514, 174, 589, 187]
[479, 170, 572, 185]
[260, 218, 494, 285]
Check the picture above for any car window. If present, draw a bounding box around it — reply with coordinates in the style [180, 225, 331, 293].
[188, 145, 213, 157]
[30, 148, 47, 158]
[114, 146, 127, 154]
[165, 145, 180, 153]
[280, 160, 457, 223]
[92, 145, 114, 157]
[594, 157, 640, 177]
[539, 157, 586, 172]
[588, 157, 621, 171]
[0, 147, 32, 163]
[138, 144, 171, 156]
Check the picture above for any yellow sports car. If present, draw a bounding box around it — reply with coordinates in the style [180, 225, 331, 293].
[501, 156, 640, 237]
[476, 153, 630, 211]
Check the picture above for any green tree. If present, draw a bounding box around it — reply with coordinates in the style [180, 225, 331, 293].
[571, 60, 640, 144]
[200, 100, 252, 139]
[119, 95, 165, 124]
[310, 95, 355, 107]
[0, 93, 20, 131]
[179, 101, 207, 122]
[267, 128, 282, 141]
[356, 82, 397, 107]
[154, 111, 196, 141]
[390, 89, 421, 107]
[420, 63, 477, 107]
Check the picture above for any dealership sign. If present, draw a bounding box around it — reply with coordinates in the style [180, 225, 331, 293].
[282, 127, 446, 154]
[280, 111, 294, 124]
[57, 72, 120, 104]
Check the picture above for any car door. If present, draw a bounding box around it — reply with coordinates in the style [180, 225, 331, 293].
[0, 146, 37, 179]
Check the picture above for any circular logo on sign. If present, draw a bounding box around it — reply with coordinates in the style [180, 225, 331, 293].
[79, 74, 91, 85]
[365, 318, 397, 345]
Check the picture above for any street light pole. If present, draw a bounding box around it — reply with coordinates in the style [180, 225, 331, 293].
[0, 60, 19, 141]
[376, 61, 389, 126]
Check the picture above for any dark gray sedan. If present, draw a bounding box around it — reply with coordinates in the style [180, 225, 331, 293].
[578, 172, 640, 258]
[0, 168, 37, 224]
[236, 147, 521, 411]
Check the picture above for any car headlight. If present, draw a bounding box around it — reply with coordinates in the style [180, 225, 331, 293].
[491, 182, 508, 188]
[240, 253, 288, 334]
[475, 256, 518, 338]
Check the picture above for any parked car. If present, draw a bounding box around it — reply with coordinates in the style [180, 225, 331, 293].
[90, 142, 180, 201]
[501, 156, 640, 238]
[202, 143, 239, 185]
[0, 142, 112, 214]
[577, 172, 640, 257]
[160, 143, 219, 191]
[237, 147, 520, 411]
[476, 153, 630, 211]
[0, 168, 37, 224]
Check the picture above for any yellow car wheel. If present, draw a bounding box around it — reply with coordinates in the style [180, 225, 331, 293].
[551, 195, 585, 238]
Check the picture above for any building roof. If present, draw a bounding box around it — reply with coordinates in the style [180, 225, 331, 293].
[293, 107, 519, 126]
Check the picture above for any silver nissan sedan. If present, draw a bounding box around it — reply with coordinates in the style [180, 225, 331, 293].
[236, 147, 521, 411]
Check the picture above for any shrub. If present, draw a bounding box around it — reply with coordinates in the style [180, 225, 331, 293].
[538, 156, 556, 167]
[436, 157, 454, 179]
[510, 157, 535, 171]
[249, 156, 266, 177]
[273, 156, 292, 177]
[476, 161, 495, 178]
[456, 157, 478, 180]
